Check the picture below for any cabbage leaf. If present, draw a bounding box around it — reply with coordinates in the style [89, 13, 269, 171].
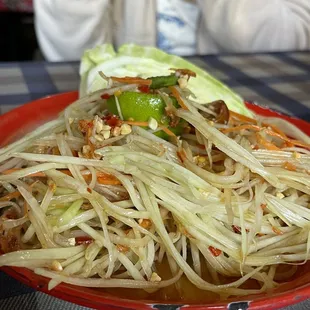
[79, 44, 252, 116]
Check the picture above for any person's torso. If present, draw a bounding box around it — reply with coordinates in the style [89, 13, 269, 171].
[113, 0, 216, 55]
[156, 0, 200, 55]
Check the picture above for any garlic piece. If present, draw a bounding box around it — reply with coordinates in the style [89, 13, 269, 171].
[120, 124, 132, 135]
[94, 134, 103, 142]
[150, 272, 161, 282]
[148, 117, 158, 130]
[102, 130, 111, 140]
[50, 260, 63, 271]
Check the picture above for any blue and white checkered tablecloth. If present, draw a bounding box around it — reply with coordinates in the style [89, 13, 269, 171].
[0, 52, 310, 310]
[0, 53, 310, 120]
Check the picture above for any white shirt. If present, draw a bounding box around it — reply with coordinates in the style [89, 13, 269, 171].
[34, 0, 310, 61]
[156, 0, 199, 55]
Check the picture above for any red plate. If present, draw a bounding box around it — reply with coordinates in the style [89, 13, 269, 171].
[0, 92, 310, 310]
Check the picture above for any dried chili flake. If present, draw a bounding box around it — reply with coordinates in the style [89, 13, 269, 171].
[208, 246, 222, 257]
[75, 236, 93, 245]
[138, 85, 150, 93]
[232, 225, 249, 234]
[103, 114, 122, 127]
[101, 93, 110, 100]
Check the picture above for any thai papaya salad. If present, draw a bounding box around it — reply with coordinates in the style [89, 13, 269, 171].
[0, 68, 310, 299]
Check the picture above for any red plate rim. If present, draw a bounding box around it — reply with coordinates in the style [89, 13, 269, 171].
[0, 91, 310, 310]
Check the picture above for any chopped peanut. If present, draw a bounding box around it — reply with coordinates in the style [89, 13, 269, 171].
[102, 125, 111, 131]
[112, 126, 121, 137]
[148, 117, 158, 130]
[68, 238, 76, 246]
[150, 272, 162, 282]
[79, 120, 93, 134]
[82, 145, 91, 154]
[94, 116, 104, 133]
[101, 130, 111, 140]
[178, 77, 188, 89]
[50, 260, 63, 271]
[276, 192, 285, 199]
[94, 134, 104, 142]
[120, 124, 132, 135]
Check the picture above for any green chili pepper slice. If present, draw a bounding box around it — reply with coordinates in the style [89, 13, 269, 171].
[149, 74, 178, 89]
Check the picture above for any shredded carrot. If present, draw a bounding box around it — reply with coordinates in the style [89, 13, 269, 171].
[23, 199, 29, 215]
[266, 124, 287, 139]
[265, 129, 310, 150]
[123, 121, 149, 127]
[257, 233, 265, 237]
[96, 174, 121, 185]
[196, 144, 205, 150]
[229, 110, 257, 124]
[111, 76, 152, 86]
[63, 169, 122, 185]
[224, 115, 308, 150]
[256, 133, 281, 151]
[176, 149, 187, 163]
[272, 226, 284, 235]
[282, 161, 297, 171]
[160, 126, 177, 137]
[0, 191, 21, 202]
[221, 124, 261, 134]
[116, 244, 129, 253]
[25, 172, 46, 177]
[57, 169, 71, 176]
[281, 141, 295, 148]
[251, 144, 259, 150]
[1, 168, 46, 178]
[169, 86, 189, 110]
[208, 246, 222, 257]
[1, 168, 21, 174]
[259, 177, 265, 184]
[229, 110, 288, 138]
[1, 168, 121, 185]
[182, 228, 194, 238]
